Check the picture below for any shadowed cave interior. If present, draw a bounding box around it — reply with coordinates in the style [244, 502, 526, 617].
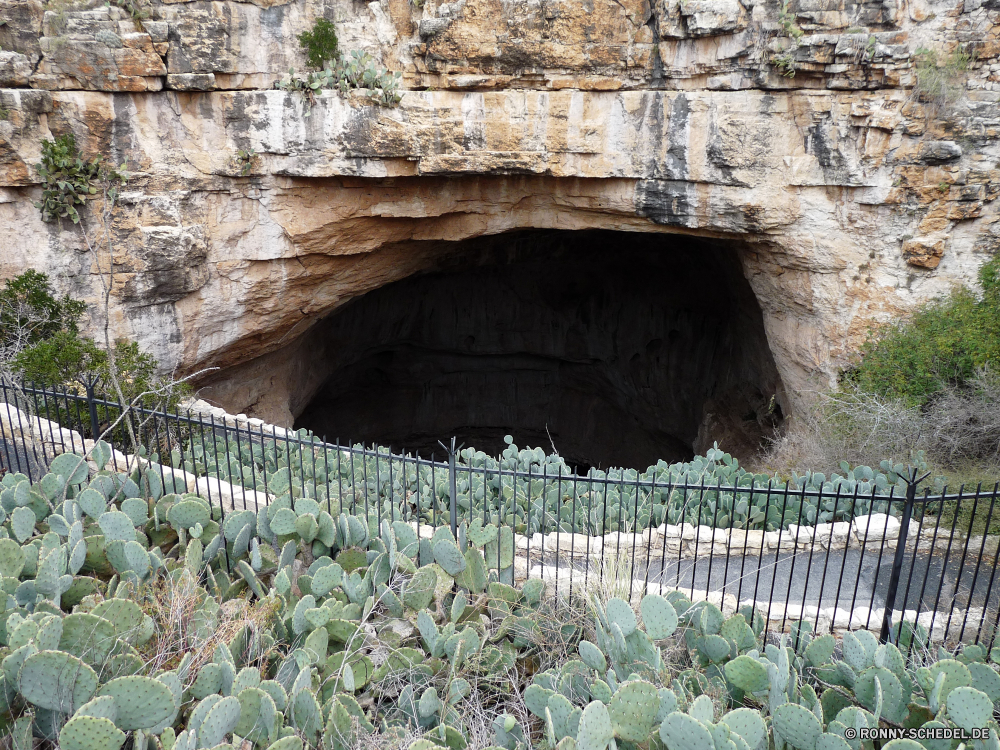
[291, 229, 785, 470]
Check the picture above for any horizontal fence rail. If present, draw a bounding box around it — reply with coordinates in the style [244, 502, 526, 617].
[1, 378, 999, 656]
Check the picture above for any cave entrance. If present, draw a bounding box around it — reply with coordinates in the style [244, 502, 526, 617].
[292, 229, 785, 470]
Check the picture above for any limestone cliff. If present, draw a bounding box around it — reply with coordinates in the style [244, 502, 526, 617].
[0, 0, 998, 449]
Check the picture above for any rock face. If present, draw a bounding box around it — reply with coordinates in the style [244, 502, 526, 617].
[1, 0, 999, 456]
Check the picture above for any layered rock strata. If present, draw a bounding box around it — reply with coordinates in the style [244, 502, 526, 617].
[0, 0, 997, 443]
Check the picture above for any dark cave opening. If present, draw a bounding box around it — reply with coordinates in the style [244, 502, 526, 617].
[292, 229, 785, 470]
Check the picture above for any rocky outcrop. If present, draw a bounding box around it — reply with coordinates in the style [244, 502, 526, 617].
[0, 0, 998, 450]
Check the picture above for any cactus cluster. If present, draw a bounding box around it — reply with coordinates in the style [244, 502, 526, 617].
[170, 428, 927, 542]
[0, 435, 996, 750]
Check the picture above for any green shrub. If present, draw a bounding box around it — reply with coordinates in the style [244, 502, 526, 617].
[0, 269, 86, 350]
[34, 134, 103, 224]
[14, 334, 156, 395]
[2, 270, 185, 411]
[298, 17, 339, 70]
[844, 255, 1000, 406]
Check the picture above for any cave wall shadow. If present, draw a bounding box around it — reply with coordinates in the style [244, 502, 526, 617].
[291, 229, 785, 470]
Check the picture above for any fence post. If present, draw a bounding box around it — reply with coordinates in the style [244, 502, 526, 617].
[880, 469, 920, 643]
[84, 376, 101, 441]
[448, 436, 458, 539]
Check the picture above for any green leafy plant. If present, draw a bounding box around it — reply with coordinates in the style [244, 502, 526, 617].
[298, 17, 340, 70]
[773, 51, 797, 77]
[844, 254, 1000, 406]
[276, 51, 404, 111]
[0, 270, 86, 351]
[33, 134, 125, 225]
[778, 0, 804, 40]
[234, 147, 258, 177]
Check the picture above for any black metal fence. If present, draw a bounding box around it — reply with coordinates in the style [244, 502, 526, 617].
[1, 379, 999, 655]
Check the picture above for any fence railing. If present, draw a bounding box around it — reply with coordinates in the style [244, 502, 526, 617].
[1, 378, 999, 656]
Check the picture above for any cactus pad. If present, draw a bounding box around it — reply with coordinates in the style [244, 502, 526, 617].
[169, 501, 211, 530]
[722, 709, 767, 750]
[855, 667, 906, 724]
[197, 695, 241, 748]
[19, 649, 98, 713]
[59, 612, 117, 666]
[926, 660, 971, 704]
[525, 685, 556, 719]
[945, 686, 993, 732]
[606, 598, 637, 638]
[91, 599, 145, 641]
[433, 539, 466, 576]
[966, 662, 1000, 702]
[659, 711, 714, 750]
[404, 567, 438, 611]
[76, 695, 119, 722]
[521, 579, 545, 605]
[59, 715, 127, 750]
[11, 506, 35, 543]
[608, 680, 659, 741]
[577, 700, 614, 750]
[640, 594, 678, 640]
[0, 538, 25, 577]
[688, 695, 714, 724]
[816, 733, 852, 750]
[310, 564, 344, 597]
[50, 453, 90, 485]
[98, 511, 137, 542]
[698, 634, 732, 664]
[234, 686, 277, 743]
[266, 738, 303, 750]
[579, 641, 607, 673]
[77, 488, 108, 519]
[724, 656, 769, 693]
[773, 703, 823, 750]
[805, 635, 836, 667]
[98, 676, 175, 731]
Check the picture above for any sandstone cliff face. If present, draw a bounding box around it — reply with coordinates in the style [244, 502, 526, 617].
[1, 0, 999, 439]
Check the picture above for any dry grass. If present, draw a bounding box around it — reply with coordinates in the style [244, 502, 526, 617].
[137, 570, 281, 680]
[584, 546, 637, 607]
[758, 372, 1000, 491]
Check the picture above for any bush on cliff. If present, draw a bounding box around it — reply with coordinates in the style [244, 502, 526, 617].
[0, 270, 181, 408]
[845, 254, 1000, 407]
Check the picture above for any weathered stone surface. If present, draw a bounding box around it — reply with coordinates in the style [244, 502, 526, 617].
[0, 53, 32, 88]
[0, 0, 997, 438]
[919, 141, 963, 164]
[902, 235, 947, 269]
[32, 8, 167, 91]
[0, 0, 44, 66]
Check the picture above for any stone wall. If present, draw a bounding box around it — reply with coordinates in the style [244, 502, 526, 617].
[0, 0, 998, 432]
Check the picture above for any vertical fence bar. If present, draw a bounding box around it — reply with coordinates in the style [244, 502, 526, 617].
[942, 484, 982, 645]
[860, 485, 890, 631]
[881, 471, 919, 643]
[900, 491, 931, 659]
[0, 384, 21, 476]
[85, 377, 101, 441]
[449, 437, 458, 539]
[781, 481, 809, 633]
[641, 474, 656, 598]
[765, 482, 787, 629]
[974, 484, 1000, 644]
[956, 487, 993, 642]
[815, 486, 843, 634]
